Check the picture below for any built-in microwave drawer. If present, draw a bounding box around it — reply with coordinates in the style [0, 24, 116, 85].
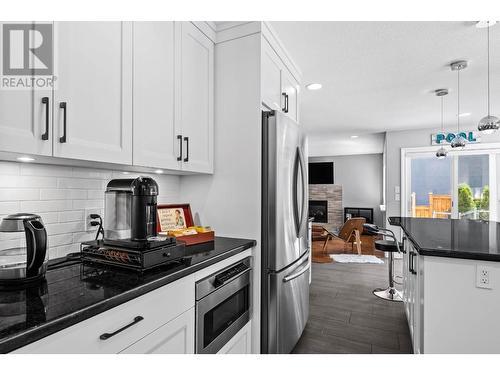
[13, 275, 195, 354]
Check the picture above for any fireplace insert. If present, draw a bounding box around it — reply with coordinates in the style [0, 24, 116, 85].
[309, 200, 328, 223]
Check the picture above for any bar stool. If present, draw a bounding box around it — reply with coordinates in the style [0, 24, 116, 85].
[363, 224, 403, 302]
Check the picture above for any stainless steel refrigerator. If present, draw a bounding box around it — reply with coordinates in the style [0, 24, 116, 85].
[261, 110, 310, 354]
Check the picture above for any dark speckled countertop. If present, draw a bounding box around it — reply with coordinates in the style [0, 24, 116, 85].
[389, 216, 500, 261]
[0, 236, 256, 353]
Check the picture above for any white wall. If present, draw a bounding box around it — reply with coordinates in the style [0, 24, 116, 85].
[308, 132, 385, 157]
[179, 33, 262, 353]
[310, 154, 383, 226]
[0, 161, 180, 260]
[385, 126, 500, 232]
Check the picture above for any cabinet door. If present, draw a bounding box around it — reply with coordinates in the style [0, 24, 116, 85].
[133, 22, 181, 170]
[261, 39, 283, 111]
[121, 308, 195, 354]
[0, 22, 52, 156]
[282, 69, 299, 123]
[177, 22, 214, 174]
[52, 22, 132, 164]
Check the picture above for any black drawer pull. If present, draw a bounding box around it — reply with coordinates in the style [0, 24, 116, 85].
[177, 135, 182, 161]
[282, 93, 288, 113]
[59, 102, 67, 143]
[99, 316, 144, 340]
[41, 97, 49, 140]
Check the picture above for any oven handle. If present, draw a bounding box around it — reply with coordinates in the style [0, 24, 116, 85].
[283, 259, 310, 283]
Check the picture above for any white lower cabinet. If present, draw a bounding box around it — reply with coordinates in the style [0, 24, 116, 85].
[217, 321, 252, 354]
[13, 275, 194, 354]
[402, 240, 422, 354]
[121, 308, 195, 354]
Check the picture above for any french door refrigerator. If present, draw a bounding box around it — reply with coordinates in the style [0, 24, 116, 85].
[261, 110, 310, 354]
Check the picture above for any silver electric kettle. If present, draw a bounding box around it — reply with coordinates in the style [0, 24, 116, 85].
[0, 213, 49, 286]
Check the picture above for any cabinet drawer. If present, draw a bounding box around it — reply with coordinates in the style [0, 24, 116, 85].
[120, 308, 195, 354]
[14, 275, 195, 353]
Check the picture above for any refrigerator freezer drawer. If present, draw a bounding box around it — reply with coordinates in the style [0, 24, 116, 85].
[267, 254, 310, 353]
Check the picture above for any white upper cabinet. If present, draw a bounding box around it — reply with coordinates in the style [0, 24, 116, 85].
[52, 22, 133, 164]
[177, 22, 214, 174]
[261, 39, 283, 112]
[281, 69, 299, 123]
[0, 22, 52, 156]
[132, 22, 180, 170]
[261, 37, 300, 123]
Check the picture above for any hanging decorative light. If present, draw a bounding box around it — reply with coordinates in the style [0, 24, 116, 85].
[478, 21, 500, 134]
[435, 89, 449, 159]
[450, 61, 467, 149]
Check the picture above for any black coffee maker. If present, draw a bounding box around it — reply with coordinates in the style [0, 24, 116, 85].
[103, 177, 161, 246]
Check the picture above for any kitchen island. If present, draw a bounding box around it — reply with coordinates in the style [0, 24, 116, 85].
[390, 217, 500, 354]
[0, 237, 256, 353]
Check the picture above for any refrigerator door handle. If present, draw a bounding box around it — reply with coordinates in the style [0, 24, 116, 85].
[283, 258, 310, 283]
[298, 147, 307, 234]
[293, 147, 307, 237]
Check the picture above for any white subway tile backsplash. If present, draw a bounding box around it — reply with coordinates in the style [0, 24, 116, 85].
[87, 190, 104, 200]
[20, 200, 73, 213]
[45, 221, 85, 235]
[40, 189, 87, 200]
[57, 177, 102, 189]
[72, 199, 104, 210]
[0, 201, 20, 214]
[0, 175, 57, 188]
[58, 210, 85, 222]
[20, 164, 73, 177]
[0, 162, 20, 175]
[48, 233, 74, 247]
[0, 189, 40, 201]
[0, 161, 180, 259]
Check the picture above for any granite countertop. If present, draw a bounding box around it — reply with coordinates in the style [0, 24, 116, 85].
[389, 216, 500, 261]
[0, 236, 256, 353]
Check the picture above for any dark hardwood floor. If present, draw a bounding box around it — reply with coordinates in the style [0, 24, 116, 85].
[292, 257, 413, 354]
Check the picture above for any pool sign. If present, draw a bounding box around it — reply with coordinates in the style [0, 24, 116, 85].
[431, 131, 481, 146]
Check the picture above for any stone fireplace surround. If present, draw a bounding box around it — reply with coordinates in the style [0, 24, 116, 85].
[309, 184, 343, 229]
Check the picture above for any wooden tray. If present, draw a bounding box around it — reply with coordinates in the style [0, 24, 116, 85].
[157, 203, 215, 246]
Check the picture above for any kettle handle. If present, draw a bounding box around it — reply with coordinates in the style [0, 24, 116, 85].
[24, 219, 48, 278]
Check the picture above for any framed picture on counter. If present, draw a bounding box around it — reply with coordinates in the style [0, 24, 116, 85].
[157, 205, 189, 231]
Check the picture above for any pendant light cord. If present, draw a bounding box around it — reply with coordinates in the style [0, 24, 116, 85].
[441, 95, 444, 132]
[487, 21, 491, 116]
[457, 67, 460, 132]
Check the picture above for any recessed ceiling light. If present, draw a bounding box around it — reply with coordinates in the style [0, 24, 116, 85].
[16, 156, 35, 162]
[122, 171, 130, 175]
[155, 169, 164, 174]
[476, 21, 497, 28]
[350, 135, 359, 139]
[459, 112, 471, 117]
[306, 83, 322, 91]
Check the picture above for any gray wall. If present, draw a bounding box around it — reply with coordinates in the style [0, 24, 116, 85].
[309, 153, 384, 226]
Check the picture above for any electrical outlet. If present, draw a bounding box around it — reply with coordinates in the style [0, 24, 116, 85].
[476, 266, 492, 289]
[84, 209, 101, 232]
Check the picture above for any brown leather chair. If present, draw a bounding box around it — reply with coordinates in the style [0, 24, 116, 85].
[322, 217, 366, 255]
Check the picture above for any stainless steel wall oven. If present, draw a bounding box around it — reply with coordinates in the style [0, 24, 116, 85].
[195, 257, 252, 353]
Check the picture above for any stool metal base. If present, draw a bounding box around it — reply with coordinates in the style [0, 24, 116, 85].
[373, 287, 403, 302]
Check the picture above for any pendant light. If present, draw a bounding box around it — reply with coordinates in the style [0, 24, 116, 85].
[450, 61, 467, 149]
[435, 89, 449, 159]
[478, 21, 500, 134]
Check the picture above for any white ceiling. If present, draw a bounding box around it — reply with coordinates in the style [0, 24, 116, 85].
[271, 21, 500, 138]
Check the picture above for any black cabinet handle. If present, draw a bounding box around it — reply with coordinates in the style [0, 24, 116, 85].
[177, 135, 182, 161]
[41, 97, 49, 140]
[183, 136, 189, 162]
[409, 251, 417, 275]
[282, 93, 289, 113]
[99, 316, 144, 341]
[59, 102, 67, 143]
